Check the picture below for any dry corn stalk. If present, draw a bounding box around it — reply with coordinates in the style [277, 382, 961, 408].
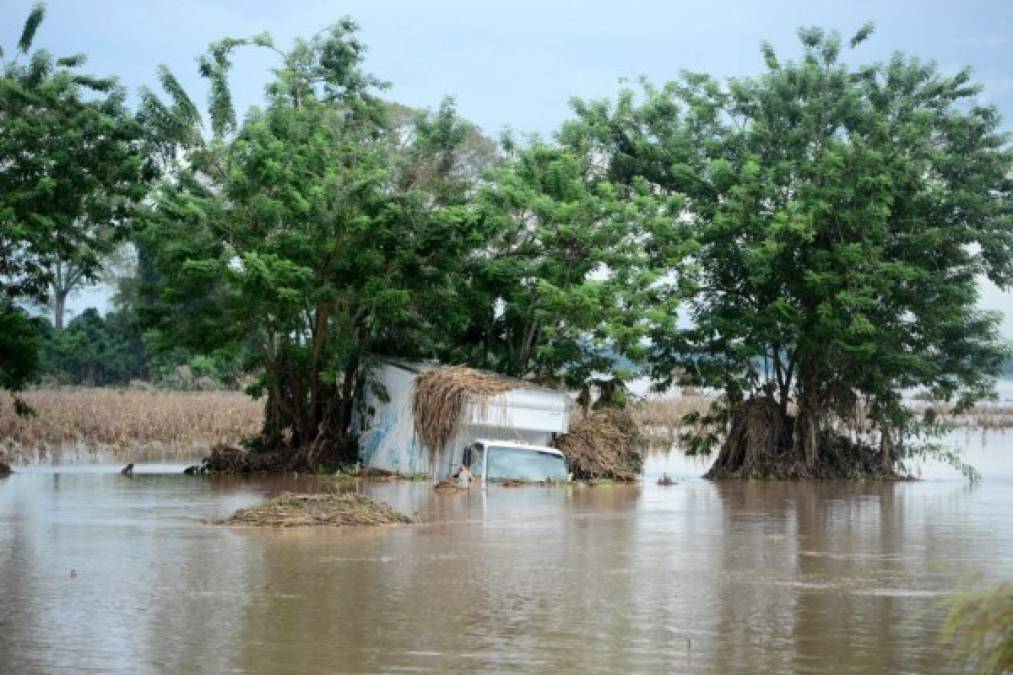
[411, 366, 519, 457]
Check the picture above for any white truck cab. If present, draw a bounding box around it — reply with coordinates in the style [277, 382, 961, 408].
[461, 439, 570, 485]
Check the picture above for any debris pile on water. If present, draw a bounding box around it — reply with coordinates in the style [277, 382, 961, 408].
[554, 407, 644, 481]
[434, 478, 468, 491]
[216, 492, 414, 528]
[411, 366, 520, 457]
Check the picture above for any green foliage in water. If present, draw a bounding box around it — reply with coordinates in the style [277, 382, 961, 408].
[943, 583, 1013, 674]
[135, 24, 494, 455]
[449, 139, 684, 390]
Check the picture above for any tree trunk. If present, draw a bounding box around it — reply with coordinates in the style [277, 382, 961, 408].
[880, 429, 892, 474]
[53, 289, 67, 330]
[339, 354, 359, 433]
[516, 320, 539, 375]
[791, 360, 822, 469]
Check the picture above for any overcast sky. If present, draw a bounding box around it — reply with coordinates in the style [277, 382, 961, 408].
[5, 0, 1012, 333]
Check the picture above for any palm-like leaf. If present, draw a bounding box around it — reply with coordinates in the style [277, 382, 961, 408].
[157, 65, 201, 127]
[18, 2, 46, 54]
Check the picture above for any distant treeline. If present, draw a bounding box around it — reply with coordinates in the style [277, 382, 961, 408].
[36, 308, 244, 390]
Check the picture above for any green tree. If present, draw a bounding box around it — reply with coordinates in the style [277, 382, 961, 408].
[388, 98, 499, 205]
[39, 308, 147, 385]
[0, 2, 146, 394]
[452, 138, 681, 403]
[579, 26, 1013, 477]
[138, 22, 486, 464]
[0, 304, 41, 410]
[45, 231, 132, 331]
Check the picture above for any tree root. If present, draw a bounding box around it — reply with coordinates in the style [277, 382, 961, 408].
[704, 397, 903, 480]
[185, 438, 355, 475]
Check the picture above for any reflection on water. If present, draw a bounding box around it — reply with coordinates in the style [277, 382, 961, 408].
[1, 438, 1011, 674]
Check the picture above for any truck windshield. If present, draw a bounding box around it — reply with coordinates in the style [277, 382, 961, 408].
[486, 446, 568, 482]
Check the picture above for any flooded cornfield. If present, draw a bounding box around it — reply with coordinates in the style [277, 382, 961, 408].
[1, 433, 1011, 674]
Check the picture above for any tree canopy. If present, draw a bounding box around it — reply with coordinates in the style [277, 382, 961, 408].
[0, 2, 146, 397]
[135, 22, 497, 463]
[571, 25, 1013, 476]
[451, 138, 683, 402]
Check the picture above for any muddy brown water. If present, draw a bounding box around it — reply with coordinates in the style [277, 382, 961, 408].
[1, 433, 1011, 674]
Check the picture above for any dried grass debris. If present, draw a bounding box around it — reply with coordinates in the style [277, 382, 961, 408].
[216, 492, 414, 528]
[554, 407, 644, 481]
[411, 366, 519, 456]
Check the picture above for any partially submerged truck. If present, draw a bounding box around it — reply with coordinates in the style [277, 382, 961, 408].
[354, 359, 574, 483]
[462, 439, 570, 484]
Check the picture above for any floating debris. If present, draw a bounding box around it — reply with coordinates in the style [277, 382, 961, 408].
[554, 407, 644, 481]
[434, 478, 469, 491]
[215, 492, 414, 528]
[412, 366, 520, 458]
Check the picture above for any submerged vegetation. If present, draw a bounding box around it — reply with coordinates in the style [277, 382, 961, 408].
[1, 4, 1011, 481]
[943, 583, 1013, 675]
[216, 492, 414, 528]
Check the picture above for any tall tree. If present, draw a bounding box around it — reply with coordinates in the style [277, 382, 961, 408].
[138, 22, 485, 464]
[0, 2, 145, 396]
[584, 26, 1013, 477]
[45, 224, 129, 330]
[388, 98, 499, 205]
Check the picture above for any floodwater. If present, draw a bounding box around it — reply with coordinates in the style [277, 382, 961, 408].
[1, 435, 1011, 674]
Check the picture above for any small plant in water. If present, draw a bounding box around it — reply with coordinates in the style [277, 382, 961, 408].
[942, 582, 1013, 674]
